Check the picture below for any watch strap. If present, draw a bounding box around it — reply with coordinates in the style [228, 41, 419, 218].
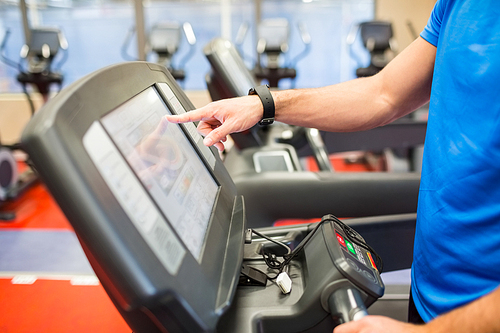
[249, 85, 275, 126]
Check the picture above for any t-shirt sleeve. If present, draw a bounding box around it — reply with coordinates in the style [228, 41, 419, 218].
[420, 0, 447, 46]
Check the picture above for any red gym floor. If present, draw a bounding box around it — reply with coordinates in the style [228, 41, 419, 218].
[0, 179, 131, 332]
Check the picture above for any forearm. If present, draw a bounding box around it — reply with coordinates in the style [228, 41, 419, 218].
[272, 78, 393, 132]
[166, 38, 435, 149]
[272, 37, 435, 133]
[333, 286, 500, 333]
[424, 286, 500, 333]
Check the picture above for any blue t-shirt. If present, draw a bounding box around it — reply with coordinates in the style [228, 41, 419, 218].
[412, 0, 500, 322]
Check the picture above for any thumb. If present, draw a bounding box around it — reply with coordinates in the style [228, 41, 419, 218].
[202, 124, 230, 147]
[333, 320, 362, 333]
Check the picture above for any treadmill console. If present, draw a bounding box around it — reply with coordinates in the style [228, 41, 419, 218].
[22, 62, 245, 333]
[327, 220, 383, 293]
[218, 216, 383, 332]
[324, 219, 384, 323]
[22, 62, 384, 333]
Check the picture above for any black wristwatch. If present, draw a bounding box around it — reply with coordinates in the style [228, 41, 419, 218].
[248, 84, 275, 126]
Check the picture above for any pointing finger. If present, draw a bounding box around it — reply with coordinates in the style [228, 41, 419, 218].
[165, 108, 208, 124]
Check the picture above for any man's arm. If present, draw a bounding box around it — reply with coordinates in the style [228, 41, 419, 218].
[272, 36, 436, 131]
[166, 37, 436, 150]
[425, 285, 500, 332]
[333, 285, 500, 333]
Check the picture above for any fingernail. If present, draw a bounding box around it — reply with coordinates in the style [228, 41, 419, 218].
[203, 137, 213, 146]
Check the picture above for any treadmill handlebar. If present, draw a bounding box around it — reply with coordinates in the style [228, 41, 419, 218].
[328, 287, 368, 325]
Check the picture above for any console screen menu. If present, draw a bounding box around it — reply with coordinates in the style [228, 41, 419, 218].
[93, 86, 217, 263]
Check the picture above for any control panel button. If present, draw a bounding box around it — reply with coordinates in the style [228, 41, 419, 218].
[346, 258, 361, 272]
[345, 239, 357, 257]
[336, 232, 346, 248]
[362, 270, 377, 283]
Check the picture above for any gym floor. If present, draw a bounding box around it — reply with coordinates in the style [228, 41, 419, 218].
[0, 170, 131, 332]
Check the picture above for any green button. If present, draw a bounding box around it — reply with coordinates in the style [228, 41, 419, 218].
[345, 240, 357, 257]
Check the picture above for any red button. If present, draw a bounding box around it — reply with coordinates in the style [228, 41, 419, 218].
[336, 233, 346, 248]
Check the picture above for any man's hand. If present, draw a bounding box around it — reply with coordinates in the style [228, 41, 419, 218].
[165, 95, 263, 151]
[333, 316, 424, 333]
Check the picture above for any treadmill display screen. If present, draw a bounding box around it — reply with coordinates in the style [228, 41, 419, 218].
[211, 39, 256, 96]
[86, 86, 218, 265]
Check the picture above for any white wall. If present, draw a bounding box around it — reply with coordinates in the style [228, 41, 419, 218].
[376, 0, 436, 51]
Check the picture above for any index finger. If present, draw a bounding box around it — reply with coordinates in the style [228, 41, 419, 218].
[165, 108, 206, 124]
